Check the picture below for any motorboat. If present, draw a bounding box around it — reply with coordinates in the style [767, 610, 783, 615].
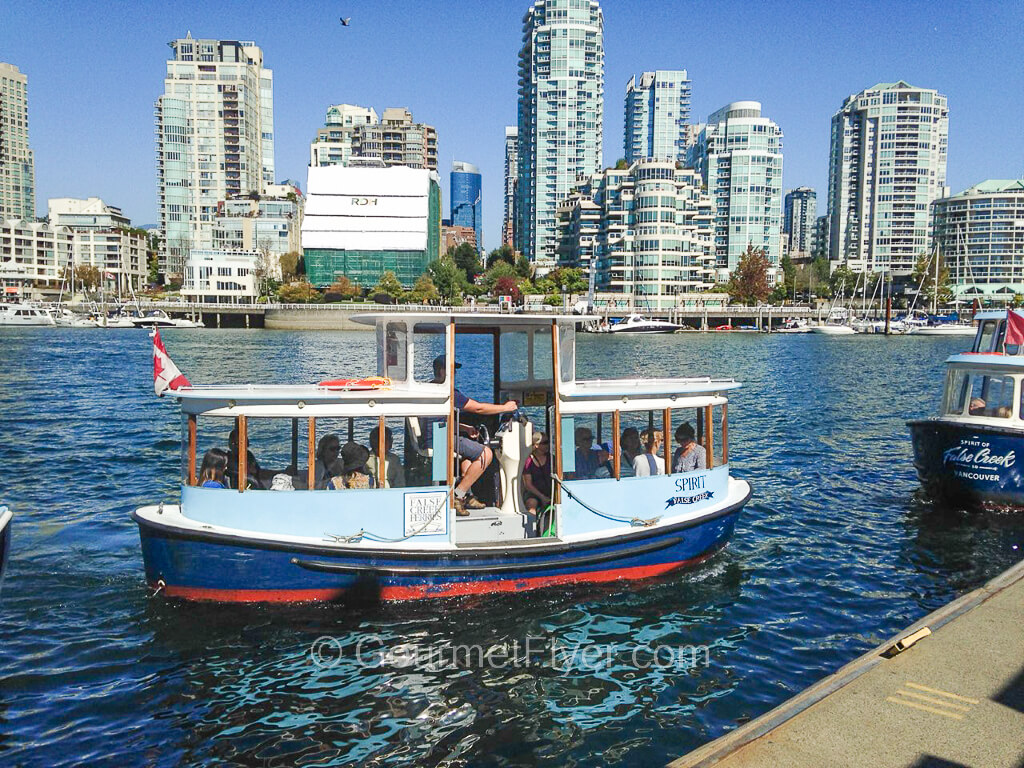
[776, 318, 811, 334]
[0, 505, 10, 592]
[906, 313, 975, 336]
[607, 313, 682, 334]
[130, 309, 204, 329]
[134, 312, 752, 603]
[908, 310, 1024, 507]
[0, 302, 56, 326]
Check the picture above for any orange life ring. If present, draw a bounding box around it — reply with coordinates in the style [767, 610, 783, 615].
[317, 376, 393, 391]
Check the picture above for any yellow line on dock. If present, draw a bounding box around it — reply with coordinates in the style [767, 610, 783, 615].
[886, 696, 964, 720]
[904, 681, 980, 704]
[894, 690, 972, 712]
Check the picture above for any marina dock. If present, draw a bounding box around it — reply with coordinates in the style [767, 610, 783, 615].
[669, 558, 1024, 768]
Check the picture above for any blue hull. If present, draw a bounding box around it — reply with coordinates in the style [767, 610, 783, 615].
[134, 496, 748, 603]
[908, 419, 1024, 508]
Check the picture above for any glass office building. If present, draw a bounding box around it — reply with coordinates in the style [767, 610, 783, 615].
[450, 161, 482, 252]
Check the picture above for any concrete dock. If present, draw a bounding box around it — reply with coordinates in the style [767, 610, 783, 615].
[670, 559, 1024, 768]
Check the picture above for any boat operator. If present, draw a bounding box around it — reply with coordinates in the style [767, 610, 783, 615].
[431, 354, 519, 516]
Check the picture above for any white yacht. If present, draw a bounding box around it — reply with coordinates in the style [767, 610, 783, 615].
[607, 313, 682, 334]
[0, 302, 56, 326]
[810, 309, 855, 335]
[130, 310, 204, 329]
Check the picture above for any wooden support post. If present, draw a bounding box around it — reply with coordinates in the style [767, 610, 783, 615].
[663, 408, 672, 472]
[550, 321, 562, 502]
[347, 417, 354, 444]
[612, 410, 621, 480]
[597, 413, 603, 443]
[722, 403, 729, 464]
[705, 404, 714, 469]
[187, 413, 197, 486]
[307, 417, 316, 490]
[377, 415, 387, 488]
[237, 415, 248, 492]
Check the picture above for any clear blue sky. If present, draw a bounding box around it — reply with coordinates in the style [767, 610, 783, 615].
[3, 0, 1022, 251]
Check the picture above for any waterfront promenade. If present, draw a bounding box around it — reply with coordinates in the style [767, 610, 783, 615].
[115, 300, 831, 330]
[669, 557, 1024, 768]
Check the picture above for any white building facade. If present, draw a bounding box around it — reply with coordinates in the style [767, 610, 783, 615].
[182, 248, 260, 303]
[0, 219, 73, 297]
[48, 197, 148, 295]
[932, 179, 1024, 304]
[827, 81, 948, 274]
[0, 62, 35, 221]
[517, 0, 604, 268]
[156, 36, 275, 278]
[211, 191, 302, 279]
[624, 70, 691, 164]
[689, 101, 784, 279]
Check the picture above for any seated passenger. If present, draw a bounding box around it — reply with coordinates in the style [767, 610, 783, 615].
[572, 426, 601, 479]
[969, 398, 986, 415]
[633, 429, 665, 476]
[367, 425, 405, 488]
[198, 448, 229, 488]
[594, 441, 613, 478]
[619, 427, 642, 478]
[994, 405, 1012, 418]
[314, 433, 341, 489]
[327, 443, 375, 489]
[523, 432, 552, 533]
[226, 427, 262, 489]
[672, 422, 707, 473]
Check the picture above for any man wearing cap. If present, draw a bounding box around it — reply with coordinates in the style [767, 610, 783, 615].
[432, 354, 519, 515]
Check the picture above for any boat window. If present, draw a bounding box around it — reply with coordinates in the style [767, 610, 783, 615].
[379, 321, 408, 382]
[558, 323, 575, 383]
[413, 323, 446, 383]
[969, 373, 1015, 418]
[976, 320, 998, 354]
[942, 369, 970, 416]
[500, 331, 530, 383]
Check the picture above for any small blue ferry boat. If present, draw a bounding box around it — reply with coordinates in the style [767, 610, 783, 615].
[135, 313, 751, 602]
[909, 311, 1024, 507]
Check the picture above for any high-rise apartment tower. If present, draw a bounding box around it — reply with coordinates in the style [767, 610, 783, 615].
[516, 0, 604, 268]
[503, 126, 518, 248]
[783, 187, 817, 257]
[0, 62, 35, 221]
[827, 81, 948, 274]
[450, 161, 482, 251]
[155, 36, 275, 277]
[689, 101, 784, 278]
[624, 70, 691, 164]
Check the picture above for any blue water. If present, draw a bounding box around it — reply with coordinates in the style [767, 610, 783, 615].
[1, 327, 1022, 767]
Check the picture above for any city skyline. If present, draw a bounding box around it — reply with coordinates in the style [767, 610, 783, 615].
[2, 0, 1022, 253]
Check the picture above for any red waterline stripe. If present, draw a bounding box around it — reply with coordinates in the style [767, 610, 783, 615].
[156, 550, 718, 604]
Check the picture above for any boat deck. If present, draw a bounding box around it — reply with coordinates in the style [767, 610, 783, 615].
[669, 558, 1024, 768]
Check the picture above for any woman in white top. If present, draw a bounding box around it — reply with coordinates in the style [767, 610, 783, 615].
[632, 429, 665, 476]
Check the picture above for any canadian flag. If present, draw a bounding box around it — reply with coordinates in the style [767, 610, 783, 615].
[152, 328, 191, 397]
[1006, 309, 1024, 347]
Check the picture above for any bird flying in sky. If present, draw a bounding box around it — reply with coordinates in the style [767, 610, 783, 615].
[340, 17, 351, 26]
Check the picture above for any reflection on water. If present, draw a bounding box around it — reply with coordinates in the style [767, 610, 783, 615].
[0, 327, 1021, 767]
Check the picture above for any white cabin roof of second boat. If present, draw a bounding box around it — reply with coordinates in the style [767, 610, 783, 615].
[173, 311, 740, 416]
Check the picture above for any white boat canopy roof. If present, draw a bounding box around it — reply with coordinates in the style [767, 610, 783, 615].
[350, 311, 584, 329]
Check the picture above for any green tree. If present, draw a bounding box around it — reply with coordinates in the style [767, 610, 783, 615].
[829, 261, 857, 298]
[427, 257, 467, 305]
[779, 253, 796, 299]
[911, 252, 953, 307]
[811, 256, 832, 299]
[726, 245, 773, 304]
[448, 242, 482, 282]
[515, 255, 533, 279]
[74, 264, 102, 292]
[373, 270, 404, 299]
[405, 273, 440, 304]
[549, 267, 587, 294]
[279, 251, 303, 282]
[277, 280, 322, 303]
[328, 275, 360, 300]
[483, 260, 518, 291]
[614, 158, 628, 170]
[487, 245, 516, 267]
